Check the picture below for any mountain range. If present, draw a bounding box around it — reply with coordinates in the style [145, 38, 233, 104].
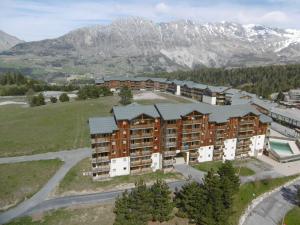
[1, 17, 300, 81]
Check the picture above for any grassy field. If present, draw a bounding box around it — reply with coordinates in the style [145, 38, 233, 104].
[0, 159, 63, 211]
[0, 91, 192, 157]
[7, 202, 192, 225]
[193, 160, 256, 176]
[284, 206, 300, 225]
[56, 158, 183, 195]
[134, 92, 192, 105]
[229, 175, 299, 225]
[0, 96, 120, 157]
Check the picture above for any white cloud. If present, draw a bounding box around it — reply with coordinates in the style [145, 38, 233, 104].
[155, 2, 169, 14]
[0, 0, 300, 41]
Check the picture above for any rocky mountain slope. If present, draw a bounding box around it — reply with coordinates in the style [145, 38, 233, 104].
[1, 17, 300, 79]
[0, 30, 23, 52]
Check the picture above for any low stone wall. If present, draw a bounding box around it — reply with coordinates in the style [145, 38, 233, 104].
[239, 176, 300, 225]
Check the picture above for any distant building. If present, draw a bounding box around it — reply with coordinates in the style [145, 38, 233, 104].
[88, 103, 271, 180]
[95, 76, 230, 105]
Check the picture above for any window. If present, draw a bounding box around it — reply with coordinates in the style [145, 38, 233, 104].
[113, 168, 116, 172]
[112, 141, 116, 145]
[123, 167, 127, 170]
[112, 160, 116, 163]
[123, 131, 126, 135]
[123, 140, 127, 144]
[123, 121, 127, 125]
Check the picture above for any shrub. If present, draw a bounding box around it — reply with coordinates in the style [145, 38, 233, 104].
[59, 93, 69, 102]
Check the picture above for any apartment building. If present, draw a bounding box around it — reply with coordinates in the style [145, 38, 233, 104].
[89, 103, 271, 180]
[95, 76, 229, 105]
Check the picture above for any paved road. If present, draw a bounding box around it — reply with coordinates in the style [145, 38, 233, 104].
[23, 181, 186, 216]
[174, 164, 205, 183]
[0, 148, 91, 164]
[0, 148, 91, 225]
[243, 179, 300, 225]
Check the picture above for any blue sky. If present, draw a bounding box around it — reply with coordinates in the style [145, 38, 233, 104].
[1, 0, 300, 41]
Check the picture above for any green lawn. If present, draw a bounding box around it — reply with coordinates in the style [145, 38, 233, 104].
[193, 160, 255, 176]
[57, 158, 183, 195]
[0, 159, 63, 211]
[0, 96, 120, 157]
[284, 207, 300, 225]
[229, 175, 299, 225]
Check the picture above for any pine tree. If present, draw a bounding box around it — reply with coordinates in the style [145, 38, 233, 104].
[128, 179, 152, 225]
[114, 191, 133, 225]
[175, 181, 204, 221]
[202, 170, 227, 225]
[150, 179, 173, 222]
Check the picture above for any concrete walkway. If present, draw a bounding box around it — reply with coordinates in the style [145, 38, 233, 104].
[243, 179, 300, 225]
[173, 164, 206, 183]
[0, 148, 91, 225]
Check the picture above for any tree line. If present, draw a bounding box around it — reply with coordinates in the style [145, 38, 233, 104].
[0, 71, 79, 96]
[114, 161, 240, 225]
[149, 64, 300, 98]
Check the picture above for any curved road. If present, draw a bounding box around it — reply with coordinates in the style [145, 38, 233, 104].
[243, 178, 300, 225]
[0, 148, 91, 225]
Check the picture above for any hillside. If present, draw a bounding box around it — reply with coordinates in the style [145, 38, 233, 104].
[149, 64, 300, 98]
[1, 17, 300, 81]
[0, 30, 23, 52]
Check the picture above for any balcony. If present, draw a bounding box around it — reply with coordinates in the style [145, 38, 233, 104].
[182, 129, 200, 134]
[92, 156, 110, 163]
[182, 119, 202, 125]
[130, 142, 153, 149]
[165, 142, 177, 147]
[240, 120, 255, 125]
[214, 141, 223, 146]
[130, 167, 152, 174]
[166, 124, 178, 128]
[182, 135, 200, 141]
[92, 165, 110, 172]
[238, 134, 253, 139]
[166, 133, 177, 138]
[92, 146, 110, 153]
[130, 150, 152, 158]
[164, 150, 177, 157]
[237, 140, 251, 146]
[236, 146, 251, 153]
[182, 144, 200, 151]
[91, 137, 110, 144]
[130, 123, 154, 129]
[164, 159, 175, 166]
[239, 127, 254, 132]
[130, 133, 153, 139]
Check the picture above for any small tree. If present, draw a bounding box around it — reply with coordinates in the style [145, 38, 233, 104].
[26, 88, 35, 105]
[150, 179, 173, 222]
[30, 93, 45, 107]
[59, 93, 69, 102]
[50, 96, 57, 103]
[119, 86, 133, 105]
